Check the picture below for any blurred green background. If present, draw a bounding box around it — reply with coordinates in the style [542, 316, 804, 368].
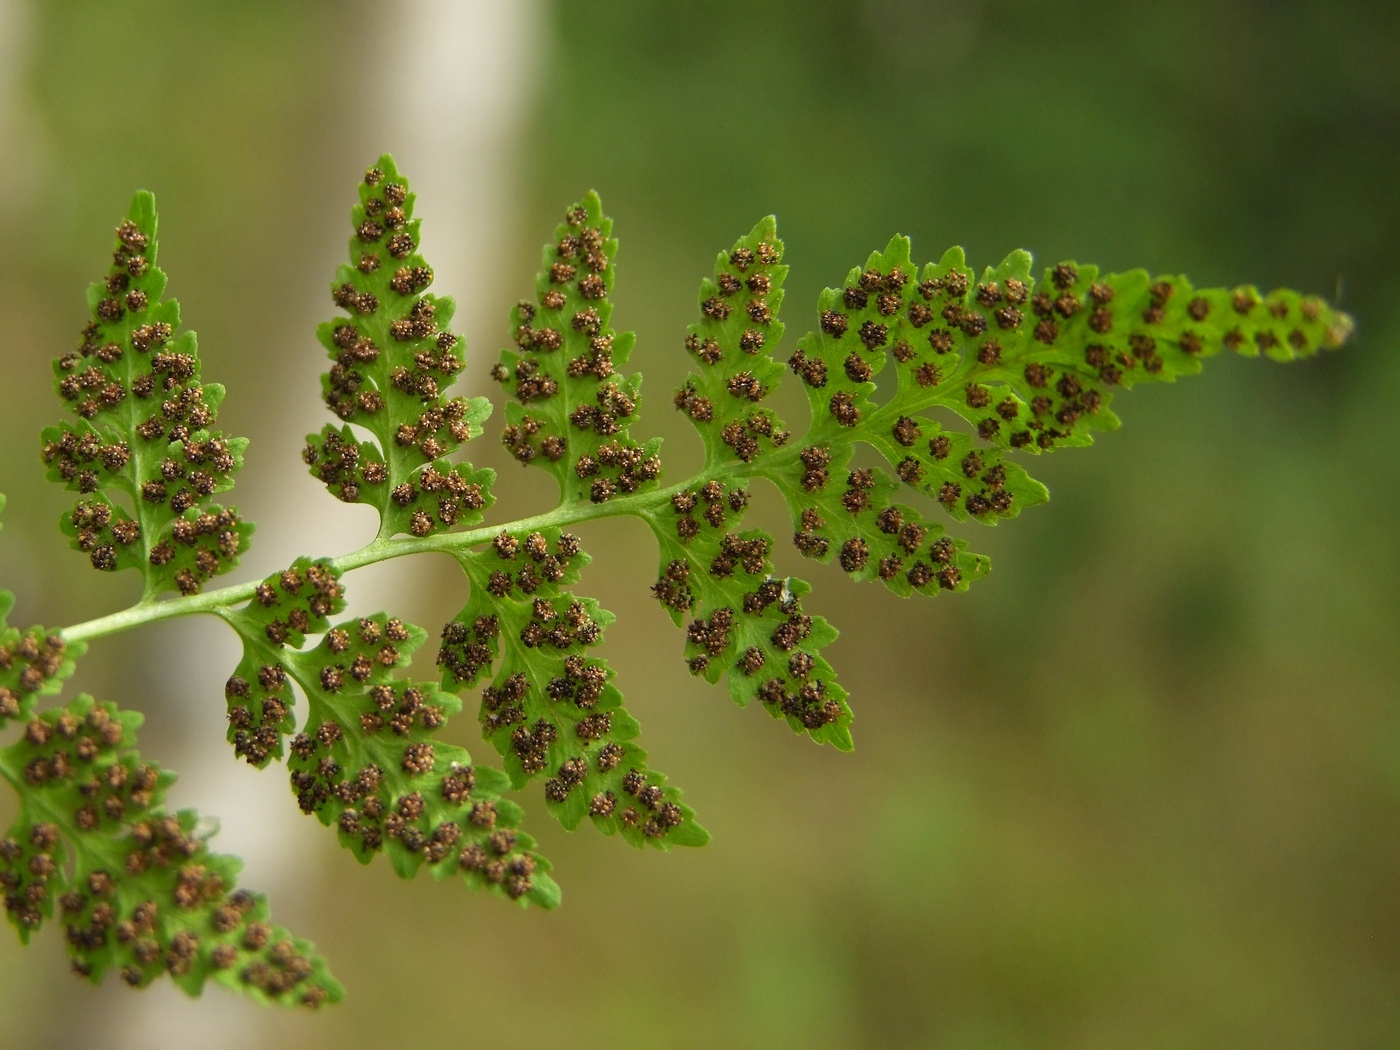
[0, 1, 1397, 1047]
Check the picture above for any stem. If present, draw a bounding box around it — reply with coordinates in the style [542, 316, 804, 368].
[57, 454, 792, 646]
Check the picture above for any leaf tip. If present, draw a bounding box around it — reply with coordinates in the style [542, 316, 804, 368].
[128, 190, 157, 230]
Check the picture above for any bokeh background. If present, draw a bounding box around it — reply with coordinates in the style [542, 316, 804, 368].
[0, 1, 1397, 1047]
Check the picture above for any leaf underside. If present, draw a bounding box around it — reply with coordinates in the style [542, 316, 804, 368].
[42, 194, 252, 599]
[489, 185, 1352, 768]
[219, 557, 559, 906]
[300, 157, 1347, 890]
[0, 592, 339, 1004]
[303, 155, 495, 542]
[5, 155, 1351, 1007]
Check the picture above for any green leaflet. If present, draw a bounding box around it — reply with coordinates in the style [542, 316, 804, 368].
[0, 693, 341, 1006]
[41, 193, 252, 599]
[495, 191, 663, 504]
[773, 239, 1352, 555]
[643, 478, 852, 750]
[439, 528, 707, 848]
[304, 155, 496, 540]
[221, 559, 559, 907]
[433, 190, 699, 845]
[674, 216, 792, 468]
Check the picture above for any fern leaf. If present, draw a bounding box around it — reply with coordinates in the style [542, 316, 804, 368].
[3, 161, 1354, 1005]
[495, 192, 662, 505]
[0, 693, 341, 1006]
[305, 155, 495, 540]
[41, 193, 252, 598]
[643, 479, 851, 749]
[221, 560, 558, 906]
[646, 223, 1350, 747]
[439, 529, 707, 847]
[761, 241, 1352, 588]
[674, 217, 792, 467]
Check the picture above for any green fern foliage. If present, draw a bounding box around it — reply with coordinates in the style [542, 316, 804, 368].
[40, 193, 252, 599]
[304, 155, 495, 540]
[0, 154, 1353, 1006]
[0, 658, 340, 1003]
[442, 529, 706, 847]
[219, 558, 559, 904]
[647, 226, 1352, 741]
[496, 191, 662, 503]
[770, 240, 1352, 555]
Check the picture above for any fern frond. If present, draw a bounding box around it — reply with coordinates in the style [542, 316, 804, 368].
[7, 157, 1351, 1006]
[763, 241, 1352, 581]
[440, 529, 707, 847]
[220, 559, 559, 906]
[634, 226, 1352, 739]
[304, 155, 495, 540]
[41, 193, 252, 598]
[495, 192, 662, 503]
[0, 692, 341, 1006]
